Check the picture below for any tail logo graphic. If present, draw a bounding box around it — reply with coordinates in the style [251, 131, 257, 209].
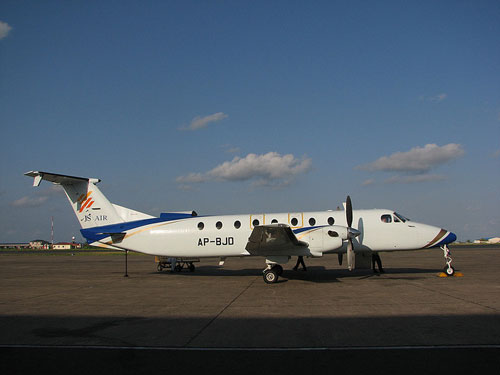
[76, 191, 108, 224]
[77, 191, 95, 213]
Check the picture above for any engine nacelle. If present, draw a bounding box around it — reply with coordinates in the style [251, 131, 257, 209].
[302, 225, 346, 255]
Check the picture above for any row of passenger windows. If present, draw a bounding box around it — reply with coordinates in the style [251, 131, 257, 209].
[197, 217, 336, 230]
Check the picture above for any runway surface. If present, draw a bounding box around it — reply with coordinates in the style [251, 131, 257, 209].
[1, 245, 499, 373]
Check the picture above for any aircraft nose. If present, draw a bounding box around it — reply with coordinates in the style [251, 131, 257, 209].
[443, 231, 457, 244]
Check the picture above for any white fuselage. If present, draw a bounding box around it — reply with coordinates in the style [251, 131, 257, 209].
[88, 209, 454, 258]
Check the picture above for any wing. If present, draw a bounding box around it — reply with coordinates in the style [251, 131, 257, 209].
[245, 224, 308, 256]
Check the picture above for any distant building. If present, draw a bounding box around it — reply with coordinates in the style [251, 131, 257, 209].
[53, 242, 82, 250]
[474, 237, 500, 244]
[0, 242, 30, 249]
[29, 240, 50, 249]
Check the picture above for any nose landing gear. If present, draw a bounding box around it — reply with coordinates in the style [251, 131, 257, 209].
[441, 244, 455, 276]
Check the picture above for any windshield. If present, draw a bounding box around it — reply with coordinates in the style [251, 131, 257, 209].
[394, 212, 410, 222]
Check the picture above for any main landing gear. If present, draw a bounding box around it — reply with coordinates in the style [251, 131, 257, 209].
[263, 264, 283, 284]
[441, 244, 455, 276]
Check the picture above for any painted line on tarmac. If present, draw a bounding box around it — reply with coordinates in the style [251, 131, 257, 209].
[1, 344, 500, 351]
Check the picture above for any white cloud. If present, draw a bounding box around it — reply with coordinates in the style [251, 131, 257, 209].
[11, 195, 49, 208]
[180, 112, 228, 131]
[221, 144, 241, 154]
[358, 143, 464, 173]
[432, 93, 447, 102]
[384, 174, 446, 184]
[361, 179, 375, 186]
[10, 185, 62, 208]
[420, 93, 448, 103]
[176, 152, 312, 188]
[176, 172, 206, 184]
[0, 21, 12, 40]
[358, 144, 464, 185]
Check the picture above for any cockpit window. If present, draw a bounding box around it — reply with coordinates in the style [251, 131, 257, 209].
[394, 212, 409, 222]
[381, 214, 392, 223]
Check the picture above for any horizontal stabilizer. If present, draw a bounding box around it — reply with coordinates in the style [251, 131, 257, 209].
[25, 171, 100, 185]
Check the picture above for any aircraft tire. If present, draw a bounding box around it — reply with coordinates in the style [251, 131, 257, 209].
[444, 266, 455, 276]
[263, 269, 278, 284]
[189, 263, 195, 272]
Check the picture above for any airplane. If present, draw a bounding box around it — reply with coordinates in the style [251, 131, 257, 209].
[25, 171, 457, 283]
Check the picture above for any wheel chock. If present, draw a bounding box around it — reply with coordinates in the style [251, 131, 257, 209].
[438, 272, 464, 277]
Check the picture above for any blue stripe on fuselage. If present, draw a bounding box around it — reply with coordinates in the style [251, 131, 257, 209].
[293, 226, 325, 234]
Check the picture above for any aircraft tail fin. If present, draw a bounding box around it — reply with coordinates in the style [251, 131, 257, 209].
[24, 171, 145, 229]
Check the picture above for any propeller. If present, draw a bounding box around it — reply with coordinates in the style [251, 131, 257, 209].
[345, 195, 360, 271]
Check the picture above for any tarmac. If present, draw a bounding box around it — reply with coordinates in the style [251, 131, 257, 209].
[1, 245, 500, 373]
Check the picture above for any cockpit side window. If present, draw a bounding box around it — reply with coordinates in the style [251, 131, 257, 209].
[394, 212, 409, 222]
[381, 214, 392, 223]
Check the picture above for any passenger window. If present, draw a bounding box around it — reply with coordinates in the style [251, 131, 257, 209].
[328, 217, 335, 225]
[234, 220, 241, 229]
[216, 221, 223, 229]
[309, 218, 316, 226]
[381, 215, 392, 223]
[253, 219, 260, 226]
[197, 222, 204, 230]
[291, 218, 298, 226]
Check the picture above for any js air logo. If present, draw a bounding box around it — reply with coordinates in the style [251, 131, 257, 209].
[77, 191, 95, 213]
[77, 191, 107, 223]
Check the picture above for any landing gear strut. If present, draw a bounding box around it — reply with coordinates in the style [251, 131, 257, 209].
[441, 244, 454, 276]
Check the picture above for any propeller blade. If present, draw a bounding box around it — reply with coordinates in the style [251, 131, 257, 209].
[346, 195, 353, 228]
[345, 195, 356, 271]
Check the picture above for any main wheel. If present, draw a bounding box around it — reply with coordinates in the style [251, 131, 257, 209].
[189, 263, 195, 272]
[263, 269, 278, 284]
[444, 265, 455, 276]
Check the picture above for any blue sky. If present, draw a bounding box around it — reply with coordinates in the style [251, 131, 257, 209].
[1, 0, 499, 243]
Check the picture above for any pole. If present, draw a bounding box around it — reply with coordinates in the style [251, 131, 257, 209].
[124, 250, 128, 277]
[51, 216, 54, 249]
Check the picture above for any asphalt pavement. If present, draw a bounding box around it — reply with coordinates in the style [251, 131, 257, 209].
[1, 245, 499, 373]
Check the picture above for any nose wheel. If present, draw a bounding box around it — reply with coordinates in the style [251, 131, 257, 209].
[441, 245, 455, 276]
